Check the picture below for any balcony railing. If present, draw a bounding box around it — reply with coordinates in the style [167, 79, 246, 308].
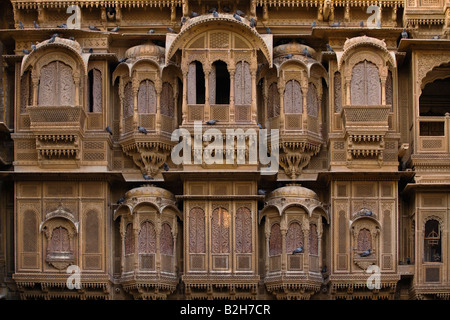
[417, 116, 450, 154]
[341, 105, 391, 129]
[27, 105, 86, 130]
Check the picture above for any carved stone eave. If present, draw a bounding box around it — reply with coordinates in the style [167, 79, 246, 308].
[113, 184, 180, 221]
[21, 37, 85, 76]
[165, 13, 272, 67]
[337, 35, 396, 71]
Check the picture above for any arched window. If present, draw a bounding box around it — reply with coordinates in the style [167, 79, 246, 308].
[124, 223, 134, 255]
[267, 82, 280, 118]
[351, 60, 381, 105]
[286, 222, 304, 254]
[161, 82, 174, 117]
[284, 80, 302, 114]
[138, 221, 156, 254]
[187, 61, 205, 105]
[235, 61, 251, 105]
[424, 219, 441, 262]
[269, 223, 282, 256]
[87, 68, 102, 112]
[189, 207, 205, 253]
[309, 223, 318, 255]
[137, 80, 156, 114]
[160, 222, 173, 256]
[123, 82, 134, 117]
[211, 207, 230, 253]
[357, 228, 372, 252]
[38, 61, 75, 106]
[307, 83, 319, 117]
[48, 227, 71, 254]
[235, 207, 252, 253]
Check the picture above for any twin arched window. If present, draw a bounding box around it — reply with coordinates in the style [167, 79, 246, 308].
[350, 60, 381, 105]
[38, 61, 75, 106]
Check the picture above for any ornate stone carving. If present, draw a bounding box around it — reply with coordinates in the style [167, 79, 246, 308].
[284, 80, 302, 114]
[211, 207, 230, 254]
[269, 223, 282, 256]
[189, 207, 205, 254]
[286, 222, 304, 254]
[138, 221, 156, 254]
[235, 207, 252, 254]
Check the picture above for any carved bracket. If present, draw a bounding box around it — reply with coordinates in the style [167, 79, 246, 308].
[122, 141, 172, 177]
[279, 141, 321, 179]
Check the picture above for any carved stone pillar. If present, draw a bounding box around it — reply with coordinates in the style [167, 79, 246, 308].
[229, 67, 236, 123]
[265, 224, 270, 273]
[133, 218, 139, 271]
[31, 74, 39, 106]
[132, 78, 139, 128]
[182, 70, 188, 124]
[280, 217, 287, 271]
[301, 81, 308, 130]
[156, 79, 162, 132]
[204, 65, 211, 121]
[303, 222, 310, 274]
[345, 78, 351, 105]
[73, 72, 80, 106]
[118, 78, 124, 134]
[155, 215, 161, 273]
[278, 82, 285, 130]
[251, 69, 257, 122]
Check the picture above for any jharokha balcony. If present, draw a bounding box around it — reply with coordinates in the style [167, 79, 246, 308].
[27, 105, 87, 131]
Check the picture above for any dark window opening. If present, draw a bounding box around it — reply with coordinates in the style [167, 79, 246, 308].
[419, 77, 450, 116]
[87, 69, 94, 112]
[420, 121, 445, 136]
[425, 219, 441, 262]
[195, 61, 205, 104]
[213, 61, 230, 104]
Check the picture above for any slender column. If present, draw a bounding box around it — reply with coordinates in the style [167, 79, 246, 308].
[229, 67, 235, 123]
[132, 78, 139, 128]
[278, 82, 285, 130]
[251, 69, 257, 123]
[182, 69, 188, 124]
[204, 65, 211, 122]
[156, 79, 162, 132]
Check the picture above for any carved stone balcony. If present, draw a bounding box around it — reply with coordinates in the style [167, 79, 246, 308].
[268, 114, 323, 178]
[341, 105, 391, 165]
[27, 105, 87, 132]
[26, 106, 87, 168]
[341, 105, 391, 130]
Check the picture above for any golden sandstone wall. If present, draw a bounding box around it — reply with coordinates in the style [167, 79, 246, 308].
[0, 0, 449, 300]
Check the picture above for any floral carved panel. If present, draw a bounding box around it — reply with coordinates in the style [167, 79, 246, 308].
[137, 80, 156, 114]
[161, 82, 174, 117]
[269, 223, 282, 256]
[211, 207, 230, 254]
[284, 80, 302, 114]
[286, 221, 304, 253]
[235, 61, 252, 105]
[235, 207, 252, 253]
[267, 82, 280, 118]
[189, 207, 205, 253]
[160, 222, 173, 255]
[138, 221, 156, 254]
